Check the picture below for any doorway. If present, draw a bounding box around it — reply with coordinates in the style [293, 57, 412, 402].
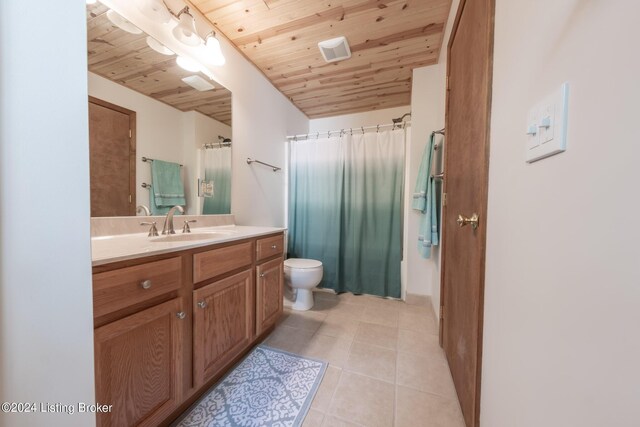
[88, 96, 136, 217]
[439, 0, 495, 426]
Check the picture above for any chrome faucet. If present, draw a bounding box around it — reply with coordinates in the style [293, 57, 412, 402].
[136, 205, 151, 216]
[161, 205, 184, 235]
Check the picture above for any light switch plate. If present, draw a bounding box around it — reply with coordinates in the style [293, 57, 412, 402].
[526, 109, 540, 150]
[525, 83, 569, 163]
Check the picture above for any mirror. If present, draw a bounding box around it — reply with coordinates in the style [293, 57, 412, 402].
[86, 3, 232, 217]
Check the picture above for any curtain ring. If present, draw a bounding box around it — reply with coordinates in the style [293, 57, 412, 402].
[316, 132, 319, 139]
[377, 124, 380, 133]
[327, 131, 330, 138]
[361, 126, 365, 134]
[350, 128, 353, 135]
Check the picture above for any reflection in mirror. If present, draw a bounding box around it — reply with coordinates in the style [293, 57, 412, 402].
[201, 139, 231, 214]
[86, 3, 232, 217]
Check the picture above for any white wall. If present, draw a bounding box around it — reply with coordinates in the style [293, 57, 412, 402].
[101, 0, 309, 227]
[481, 1, 640, 426]
[407, 0, 459, 311]
[407, 66, 445, 301]
[0, 1, 96, 426]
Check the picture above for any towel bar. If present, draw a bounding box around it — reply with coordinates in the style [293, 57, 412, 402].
[142, 157, 183, 167]
[141, 183, 151, 189]
[247, 158, 281, 172]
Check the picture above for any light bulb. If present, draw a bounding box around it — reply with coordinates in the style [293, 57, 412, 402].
[135, 0, 171, 24]
[146, 36, 174, 56]
[172, 10, 201, 47]
[176, 56, 202, 73]
[106, 10, 142, 35]
[205, 34, 226, 66]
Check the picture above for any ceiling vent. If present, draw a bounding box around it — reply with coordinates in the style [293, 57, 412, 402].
[318, 36, 352, 63]
[181, 75, 215, 91]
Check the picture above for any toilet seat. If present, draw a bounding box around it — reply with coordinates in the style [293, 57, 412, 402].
[284, 258, 322, 269]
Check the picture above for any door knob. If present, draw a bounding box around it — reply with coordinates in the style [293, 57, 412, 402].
[456, 213, 479, 230]
[176, 312, 186, 320]
[197, 301, 208, 309]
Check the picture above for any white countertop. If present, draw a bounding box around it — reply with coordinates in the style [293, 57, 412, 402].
[91, 225, 286, 267]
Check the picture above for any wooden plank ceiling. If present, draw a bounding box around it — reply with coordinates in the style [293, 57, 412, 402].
[190, 0, 451, 118]
[86, 4, 232, 125]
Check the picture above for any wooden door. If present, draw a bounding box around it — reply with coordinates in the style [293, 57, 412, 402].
[94, 298, 184, 427]
[256, 258, 284, 335]
[440, 0, 495, 426]
[89, 97, 136, 217]
[193, 270, 254, 386]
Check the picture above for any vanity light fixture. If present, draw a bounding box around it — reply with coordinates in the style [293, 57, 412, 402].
[135, 0, 171, 24]
[146, 36, 175, 56]
[176, 55, 202, 72]
[205, 32, 226, 66]
[171, 7, 202, 47]
[106, 9, 143, 35]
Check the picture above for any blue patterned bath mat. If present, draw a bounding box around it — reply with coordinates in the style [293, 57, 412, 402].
[174, 345, 327, 427]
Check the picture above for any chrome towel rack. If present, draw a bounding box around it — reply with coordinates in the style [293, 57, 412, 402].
[142, 156, 183, 167]
[432, 128, 445, 180]
[247, 158, 281, 172]
[433, 128, 445, 151]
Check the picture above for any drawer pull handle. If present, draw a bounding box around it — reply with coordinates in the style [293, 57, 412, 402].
[271, 245, 277, 249]
[197, 301, 208, 309]
[140, 280, 152, 290]
[176, 312, 186, 320]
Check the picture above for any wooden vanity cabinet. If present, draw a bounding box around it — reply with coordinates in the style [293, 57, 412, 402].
[94, 298, 184, 427]
[92, 232, 284, 427]
[192, 269, 254, 387]
[256, 257, 284, 335]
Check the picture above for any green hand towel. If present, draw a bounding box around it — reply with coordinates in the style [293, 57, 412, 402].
[150, 159, 185, 215]
[412, 133, 435, 211]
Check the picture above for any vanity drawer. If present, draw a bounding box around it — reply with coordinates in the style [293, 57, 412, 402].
[93, 257, 182, 318]
[256, 234, 284, 261]
[193, 241, 253, 283]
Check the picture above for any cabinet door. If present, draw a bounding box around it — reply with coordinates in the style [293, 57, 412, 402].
[256, 258, 284, 335]
[193, 270, 254, 386]
[94, 298, 184, 427]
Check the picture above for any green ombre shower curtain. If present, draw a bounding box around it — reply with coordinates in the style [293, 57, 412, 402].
[288, 129, 405, 298]
[202, 146, 232, 214]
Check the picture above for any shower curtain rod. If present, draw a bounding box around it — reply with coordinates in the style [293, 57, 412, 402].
[286, 121, 411, 140]
[203, 142, 231, 149]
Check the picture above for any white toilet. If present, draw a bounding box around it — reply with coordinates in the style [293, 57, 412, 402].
[284, 258, 323, 311]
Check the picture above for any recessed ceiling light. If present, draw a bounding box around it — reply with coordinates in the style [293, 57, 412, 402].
[182, 75, 215, 91]
[176, 56, 201, 73]
[106, 10, 143, 35]
[146, 36, 174, 56]
[318, 36, 352, 63]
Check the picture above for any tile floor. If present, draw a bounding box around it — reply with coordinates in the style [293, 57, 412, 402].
[263, 290, 466, 427]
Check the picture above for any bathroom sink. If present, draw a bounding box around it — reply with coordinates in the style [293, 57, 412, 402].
[151, 231, 235, 243]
